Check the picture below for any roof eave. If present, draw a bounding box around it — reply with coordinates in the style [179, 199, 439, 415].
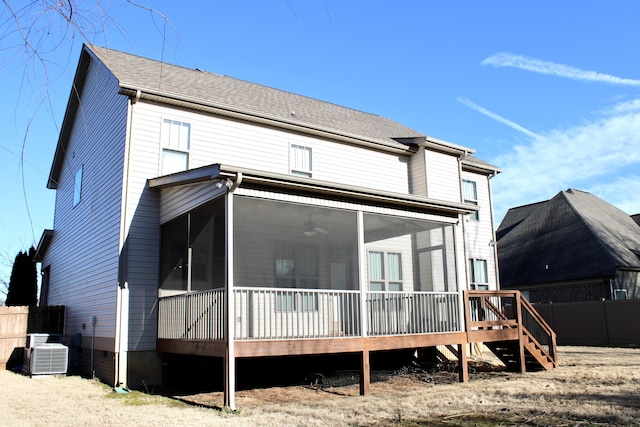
[422, 136, 475, 157]
[34, 229, 54, 263]
[149, 164, 477, 217]
[119, 86, 417, 155]
[47, 46, 93, 190]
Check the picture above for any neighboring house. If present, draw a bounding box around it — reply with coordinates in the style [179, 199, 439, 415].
[496, 189, 640, 303]
[34, 44, 516, 407]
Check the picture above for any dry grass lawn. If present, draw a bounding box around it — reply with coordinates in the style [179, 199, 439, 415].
[2, 346, 640, 426]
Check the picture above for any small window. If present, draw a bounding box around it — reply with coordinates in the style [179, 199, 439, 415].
[614, 289, 627, 300]
[468, 258, 488, 290]
[275, 243, 319, 311]
[290, 144, 312, 177]
[161, 119, 191, 175]
[73, 166, 83, 207]
[462, 179, 479, 220]
[368, 251, 403, 291]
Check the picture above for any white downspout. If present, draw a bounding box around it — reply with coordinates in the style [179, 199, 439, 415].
[224, 172, 242, 411]
[114, 90, 139, 388]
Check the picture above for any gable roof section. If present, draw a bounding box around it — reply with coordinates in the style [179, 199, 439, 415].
[49, 44, 479, 189]
[461, 154, 501, 176]
[88, 45, 432, 149]
[497, 189, 640, 287]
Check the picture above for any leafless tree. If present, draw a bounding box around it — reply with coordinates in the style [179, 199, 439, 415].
[0, 0, 178, 294]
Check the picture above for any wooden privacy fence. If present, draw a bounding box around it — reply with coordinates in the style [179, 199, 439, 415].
[0, 306, 65, 369]
[534, 299, 640, 346]
[0, 306, 29, 369]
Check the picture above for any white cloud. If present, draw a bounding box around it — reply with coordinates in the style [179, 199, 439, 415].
[482, 53, 640, 86]
[601, 98, 640, 115]
[587, 176, 640, 215]
[456, 97, 539, 138]
[485, 104, 640, 223]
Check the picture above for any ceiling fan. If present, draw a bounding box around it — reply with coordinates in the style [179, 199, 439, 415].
[303, 215, 329, 237]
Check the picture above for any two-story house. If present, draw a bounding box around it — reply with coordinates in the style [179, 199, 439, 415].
[35, 44, 552, 409]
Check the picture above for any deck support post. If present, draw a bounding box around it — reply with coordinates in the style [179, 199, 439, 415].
[457, 343, 468, 383]
[223, 190, 236, 410]
[515, 292, 527, 374]
[359, 348, 370, 396]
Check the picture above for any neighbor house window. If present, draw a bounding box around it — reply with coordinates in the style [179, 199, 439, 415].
[73, 166, 83, 207]
[468, 258, 489, 290]
[462, 179, 479, 220]
[290, 144, 312, 177]
[614, 289, 627, 300]
[368, 251, 403, 291]
[161, 119, 191, 175]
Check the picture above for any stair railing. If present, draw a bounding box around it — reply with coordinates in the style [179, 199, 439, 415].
[519, 296, 558, 367]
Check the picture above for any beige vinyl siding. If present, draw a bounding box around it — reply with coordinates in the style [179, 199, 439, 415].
[461, 170, 497, 290]
[135, 102, 411, 194]
[409, 147, 427, 196]
[159, 183, 226, 225]
[42, 58, 127, 348]
[425, 149, 461, 203]
[120, 103, 163, 351]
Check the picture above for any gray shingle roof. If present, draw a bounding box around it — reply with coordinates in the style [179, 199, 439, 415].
[461, 154, 501, 174]
[86, 44, 424, 147]
[496, 189, 640, 288]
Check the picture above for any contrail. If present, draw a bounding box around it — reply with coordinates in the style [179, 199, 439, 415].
[456, 97, 539, 138]
[482, 53, 640, 86]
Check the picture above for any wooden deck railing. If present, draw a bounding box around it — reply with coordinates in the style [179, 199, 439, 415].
[158, 288, 226, 340]
[367, 291, 460, 335]
[234, 288, 362, 339]
[465, 290, 557, 368]
[158, 288, 462, 341]
[520, 296, 557, 363]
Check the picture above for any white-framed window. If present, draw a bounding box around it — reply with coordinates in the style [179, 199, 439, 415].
[290, 144, 312, 177]
[462, 179, 479, 221]
[468, 258, 489, 290]
[275, 243, 318, 311]
[614, 289, 627, 300]
[73, 165, 83, 207]
[161, 119, 191, 175]
[368, 251, 403, 291]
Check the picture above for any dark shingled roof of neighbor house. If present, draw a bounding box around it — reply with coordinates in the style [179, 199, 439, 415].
[496, 189, 640, 288]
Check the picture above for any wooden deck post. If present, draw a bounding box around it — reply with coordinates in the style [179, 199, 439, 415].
[457, 343, 468, 383]
[360, 348, 370, 396]
[515, 292, 527, 374]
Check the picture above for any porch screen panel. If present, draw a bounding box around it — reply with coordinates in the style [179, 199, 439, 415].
[159, 197, 225, 292]
[190, 198, 226, 291]
[159, 215, 188, 291]
[363, 213, 457, 292]
[233, 196, 358, 290]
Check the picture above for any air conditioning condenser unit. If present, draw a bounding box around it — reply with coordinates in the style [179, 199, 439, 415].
[24, 343, 69, 376]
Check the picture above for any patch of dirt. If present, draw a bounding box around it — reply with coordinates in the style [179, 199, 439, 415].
[2, 346, 640, 426]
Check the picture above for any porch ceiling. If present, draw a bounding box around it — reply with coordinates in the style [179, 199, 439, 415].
[148, 164, 477, 217]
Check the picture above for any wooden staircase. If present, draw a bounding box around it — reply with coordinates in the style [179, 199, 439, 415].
[465, 291, 558, 373]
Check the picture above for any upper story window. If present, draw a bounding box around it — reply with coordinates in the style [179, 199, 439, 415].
[468, 258, 488, 290]
[290, 144, 312, 178]
[462, 179, 479, 220]
[161, 119, 191, 175]
[73, 165, 83, 207]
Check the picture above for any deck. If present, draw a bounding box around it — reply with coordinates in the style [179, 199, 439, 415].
[156, 289, 557, 409]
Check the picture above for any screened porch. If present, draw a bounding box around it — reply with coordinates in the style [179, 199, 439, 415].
[157, 193, 463, 341]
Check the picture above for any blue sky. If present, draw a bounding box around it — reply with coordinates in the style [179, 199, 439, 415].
[2, 1, 640, 284]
